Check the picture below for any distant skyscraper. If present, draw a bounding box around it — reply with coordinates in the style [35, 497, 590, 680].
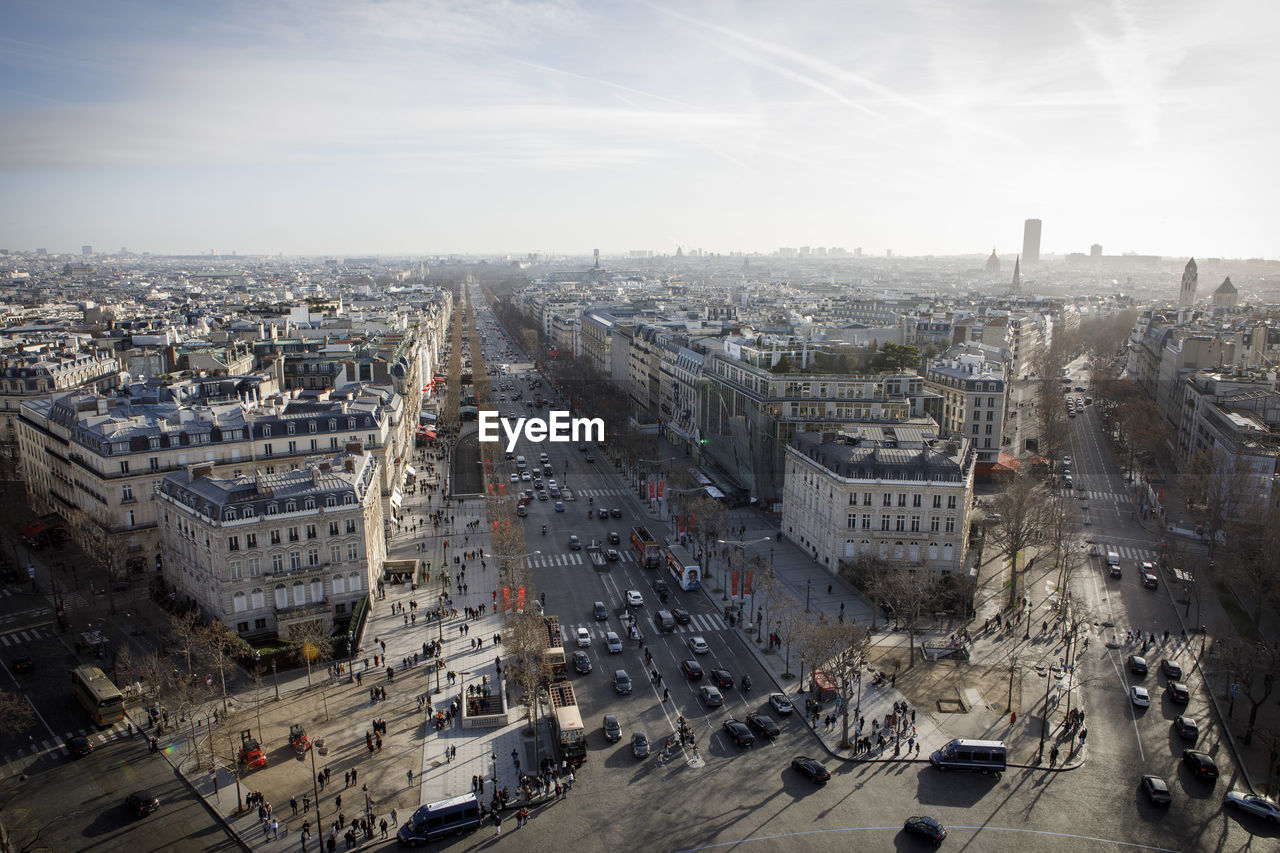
[1022, 219, 1041, 265]
[1178, 258, 1199, 307]
[82, 245, 92, 256]
[593, 248, 600, 268]
[1011, 255, 1021, 293]
[1090, 244, 1102, 258]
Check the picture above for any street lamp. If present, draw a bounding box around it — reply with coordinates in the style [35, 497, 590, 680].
[271, 659, 279, 701]
[805, 578, 811, 614]
[717, 536, 771, 605]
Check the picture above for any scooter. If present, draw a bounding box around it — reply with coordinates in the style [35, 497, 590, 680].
[541, 525, 547, 536]
[742, 677, 751, 694]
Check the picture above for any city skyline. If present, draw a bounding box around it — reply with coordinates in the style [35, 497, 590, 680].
[2, 0, 1277, 259]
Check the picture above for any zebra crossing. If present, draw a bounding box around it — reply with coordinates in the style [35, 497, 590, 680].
[565, 610, 728, 639]
[526, 550, 639, 568]
[1078, 490, 1127, 501]
[1, 719, 135, 767]
[1100, 545, 1158, 562]
[0, 624, 55, 647]
[569, 488, 628, 499]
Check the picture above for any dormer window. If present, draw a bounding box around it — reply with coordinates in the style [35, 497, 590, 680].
[286, 501, 296, 513]
[309, 421, 317, 433]
[287, 423, 295, 435]
[267, 503, 278, 515]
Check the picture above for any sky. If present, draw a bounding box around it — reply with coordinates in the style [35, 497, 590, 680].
[1, 0, 1277, 259]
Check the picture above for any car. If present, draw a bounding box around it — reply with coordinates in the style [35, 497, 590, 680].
[791, 755, 831, 784]
[745, 712, 781, 739]
[1162, 659, 1184, 679]
[1109, 563, 1123, 578]
[1167, 682, 1190, 704]
[769, 693, 794, 715]
[603, 714, 622, 742]
[611, 508, 622, 518]
[12, 656, 34, 674]
[568, 534, 580, 550]
[680, 659, 704, 680]
[516, 505, 528, 517]
[652, 579, 670, 600]
[631, 731, 650, 758]
[597, 508, 609, 520]
[1063, 475, 1073, 487]
[555, 501, 565, 512]
[605, 632, 623, 654]
[608, 531, 621, 545]
[606, 548, 620, 561]
[1224, 791, 1280, 822]
[1140, 569, 1159, 589]
[613, 669, 632, 694]
[575, 627, 591, 647]
[66, 735, 93, 759]
[521, 471, 531, 481]
[1183, 749, 1220, 780]
[509, 473, 519, 483]
[1062, 455, 1072, 465]
[699, 685, 724, 707]
[1142, 775, 1173, 805]
[1175, 715, 1200, 741]
[585, 454, 595, 463]
[903, 815, 947, 845]
[1075, 386, 1086, 392]
[1129, 655, 1148, 676]
[711, 669, 734, 690]
[578, 443, 587, 451]
[593, 601, 608, 621]
[1130, 685, 1150, 707]
[722, 718, 755, 747]
[672, 606, 691, 625]
[573, 650, 592, 673]
[536, 491, 548, 501]
[125, 790, 160, 818]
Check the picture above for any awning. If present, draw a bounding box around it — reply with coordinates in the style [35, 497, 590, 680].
[420, 428, 437, 439]
[404, 465, 416, 478]
[704, 485, 725, 499]
[390, 489, 403, 508]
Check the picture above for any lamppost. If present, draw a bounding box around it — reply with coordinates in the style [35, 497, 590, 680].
[271, 659, 279, 701]
[805, 578, 811, 614]
[717, 536, 771, 609]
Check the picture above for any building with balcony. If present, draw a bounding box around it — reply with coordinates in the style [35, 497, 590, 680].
[155, 450, 384, 641]
[922, 343, 1009, 466]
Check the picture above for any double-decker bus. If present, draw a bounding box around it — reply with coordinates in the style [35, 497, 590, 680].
[665, 543, 702, 591]
[548, 682, 586, 767]
[71, 665, 125, 726]
[630, 526, 662, 569]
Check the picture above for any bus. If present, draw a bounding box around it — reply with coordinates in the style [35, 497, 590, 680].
[71, 665, 125, 726]
[541, 616, 568, 683]
[630, 526, 662, 569]
[548, 682, 586, 767]
[665, 543, 702, 591]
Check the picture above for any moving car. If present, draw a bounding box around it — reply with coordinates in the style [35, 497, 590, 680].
[710, 669, 734, 690]
[594, 601, 608, 621]
[613, 670, 633, 695]
[555, 502, 565, 513]
[699, 685, 724, 707]
[722, 719, 755, 747]
[1167, 682, 1190, 704]
[1129, 655, 1148, 676]
[605, 632, 623, 654]
[66, 736, 93, 759]
[1175, 716, 1199, 742]
[1130, 686, 1150, 707]
[1183, 749, 1220, 781]
[672, 606, 691, 624]
[568, 534, 580, 550]
[606, 548, 620, 562]
[769, 693, 794, 715]
[572, 651, 591, 674]
[12, 656, 34, 674]
[745, 713, 781, 739]
[625, 589, 644, 607]
[1162, 659, 1184, 679]
[576, 627, 591, 647]
[1140, 567, 1159, 589]
[687, 635, 709, 654]
[1142, 775, 1172, 805]
[791, 755, 831, 784]
[1224, 791, 1280, 822]
[608, 531, 621, 545]
[126, 791, 160, 818]
[602, 715, 622, 742]
[903, 815, 947, 845]
[631, 732, 650, 759]
[611, 508, 623, 518]
[680, 659, 704, 680]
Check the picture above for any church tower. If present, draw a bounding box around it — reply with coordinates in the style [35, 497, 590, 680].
[1178, 258, 1198, 307]
[1010, 255, 1021, 294]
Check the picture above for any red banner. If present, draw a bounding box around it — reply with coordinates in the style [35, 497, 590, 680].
[731, 571, 739, 598]
[676, 515, 685, 535]
[648, 482, 655, 500]
[744, 570, 755, 596]
[516, 586, 526, 614]
[657, 480, 665, 499]
[502, 587, 511, 612]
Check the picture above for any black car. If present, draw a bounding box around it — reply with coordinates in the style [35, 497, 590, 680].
[631, 731, 650, 759]
[603, 714, 622, 742]
[672, 607, 691, 625]
[791, 755, 831, 784]
[680, 659, 704, 680]
[608, 531, 621, 545]
[126, 790, 160, 817]
[1128, 655, 1148, 676]
[1161, 659, 1183, 680]
[12, 656, 34, 674]
[903, 816, 947, 845]
[597, 508, 610, 520]
[585, 453, 595, 463]
[66, 735, 93, 759]
[572, 650, 592, 674]
[652, 579, 670, 597]
[611, 508, 622, 518]
[710, 669, 734, 690]
[745, 712, 781, 739]
[722, 719, 755, 747]
[1183, 749, 1220, 781]
[1167, 682, 1190, 704]
[1174, 715, 1199, 742]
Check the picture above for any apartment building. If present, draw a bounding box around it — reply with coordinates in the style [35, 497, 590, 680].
[155, 450, 384, 641]
[922, 343, 1009, 466]
[782, 425, 974, 575]
[0, 349, 122, 460]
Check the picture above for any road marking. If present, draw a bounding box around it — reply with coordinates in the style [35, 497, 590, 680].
[674, 825, 1183, 853]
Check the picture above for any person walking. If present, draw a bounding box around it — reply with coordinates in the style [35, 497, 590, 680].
[406, 768, 414, 787]
[494, 812, 503, 836]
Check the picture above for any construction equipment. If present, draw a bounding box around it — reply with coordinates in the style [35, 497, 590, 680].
[239, 729, 266, 769]
[289, 723, 310, 754]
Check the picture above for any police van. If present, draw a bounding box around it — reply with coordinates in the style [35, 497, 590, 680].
[397, 793, 481, 845]
[929, 738, 1007, 777]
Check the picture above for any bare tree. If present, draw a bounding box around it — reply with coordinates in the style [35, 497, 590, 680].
[166, 611, 205, 679]
[198, 620, 252, 713]
[68, 508, 126, 614]
[988, 471, 1050, 609]
[876, 567, 937, 668]
[1219, 638, 1279, 745]
[841, 555, 892, 630]
[0, 690, 35, 736]
[749, 554, 780, 648]
[797, 617, 871, 749]
[287, 619, 333, 689]
[686, 495, 727, 589]
[772, 592, 805, 679]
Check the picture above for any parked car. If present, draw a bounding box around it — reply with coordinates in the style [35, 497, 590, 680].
[1130, 686, 1151, 707]
[722, 718, 755, 747]
[1183, 749, 1220, 781]
[1175, 716, 1200, 742]
[631, 732, 650, 759]
[1161, 659, 1183, 679]
[1129, 655, 1148, 676]
[769, 693, 794, 715]
[1167, 682, 1190, 704]
[1142, 775, 1172, 805]
[791, 755, 831, 784]
[903, 816, 947, 845]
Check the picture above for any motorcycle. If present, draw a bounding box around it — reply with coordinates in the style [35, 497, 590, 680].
[541, 525, 547, 535]
[741, 677, 751, 693]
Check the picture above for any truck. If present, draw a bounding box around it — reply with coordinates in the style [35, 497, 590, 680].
[587, 545, 607, 568]
[630, 526, 662, 569]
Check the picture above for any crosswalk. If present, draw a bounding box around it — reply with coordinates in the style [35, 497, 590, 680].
[1, 719, 136, 767]
[1078, 490, 1126, 501]
[1095, 545, 1158, 562]
[0, 624, 55, 647]
[564, 611, 728, 640]
[526, 550, 640, 568]
[569, 488, 629, 499]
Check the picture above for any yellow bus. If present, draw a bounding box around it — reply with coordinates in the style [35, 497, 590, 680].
[71, 665, 125, 726]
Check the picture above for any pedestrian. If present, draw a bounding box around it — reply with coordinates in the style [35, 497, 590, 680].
[351, 768, 357, 786]
[335, 795, 341, 811]
[304, 795, 311, 813]
[345, 771, 350, 788]
[407, 768, 414, 787]
[494, 812, 503, 836]
[291, 797, 298, 816]
[380, 818, 388, 839]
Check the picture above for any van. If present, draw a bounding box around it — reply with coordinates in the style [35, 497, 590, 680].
[516, 456, 527, 470]
[397, 792, 481, 845]
[653, 610, 675, 632]
[929, 739, 1007, 776]
[1105, 550, 1120, 566]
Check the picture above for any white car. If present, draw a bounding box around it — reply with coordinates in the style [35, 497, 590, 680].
[576, 627, 591, 648]
[625, 589, 644, 607]
[688, 635, 709, 654]
[769, 693, 794, 715]
[1224, 791, 1280, 822]
[1130, 685, 1150, 707]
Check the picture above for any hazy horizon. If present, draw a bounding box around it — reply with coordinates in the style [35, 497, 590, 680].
[3, 1, 1277, 260]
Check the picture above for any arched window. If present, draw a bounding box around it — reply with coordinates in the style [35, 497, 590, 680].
[233, 591, 247, 613]
[348, 571, 362, 591]
[291, 581, 306, 606]
[908, 542, 920, 562]
[273, 585, 288, 609]
[251, 588, 265, 609]
[310, 579, 323, 602]
[332, 574, 346, 595]
[928, 543, 939, 560]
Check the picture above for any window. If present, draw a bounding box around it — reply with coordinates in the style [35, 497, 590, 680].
[307, 548, 319, 567]
[243, 506, 254, 518]
[287, 440, 297, 453]
[862, 493, 871, 506]
[292, 581, 305, 605]
[883, 493, 892, 507]
[345, 520, 356, 534]
[347, 543, 359, 561]
[947, 495, 957, 509]
[972, 424, 980, 434]
[930, 517, 940, 532]
[895, 514, 905, 532]
[245, 533, 257, 548]
[264, 443, 273, 457]
[248, 557, 260, 577]
[326, 495, 336, 508]
[149, 456, 159, 472]
[271, 553, 284, 574]
[329, 521, 339, 536]
[933, 495, 942, 508]
[288, 526, 299, 542]
[251, 588, 265, 609]
[263, 425, 271, 438]
[287, 423, 296, 436]
[912, 494, 921, 508]
[305, 524, 317, 540]
[232, 591, 247, 612]
[988, 396, 997, 407]
[333, 574, 346, 594]
[910, 515, 921, 532]
[254, 618, 267, 630]
[880, 514, 890, 531]
[237, 620, 249, 632]
[331, 545, 342, 563]
[309, 421, 317, 433]
[330, 437, 339, 449]
[945, 517, 956, 533]
[229, 560, 243, 580]
[348, 571, 361, 590]
[862, 513, 871, 530]
[898, 494, 907, 507]
[120, 460, 130, 474]
[289, 551, 301, 570]
[228, 536, 240, 551]
[122, 484, 134, 502]
[847, 513, 857, 530]
[267, 502, 278, 515]
[127, 510, 135, 527]
[270, 529, 281, 545]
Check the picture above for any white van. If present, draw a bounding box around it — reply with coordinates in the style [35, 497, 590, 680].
[1105, 550, 1120, 566]
[516, 456, 527, 470]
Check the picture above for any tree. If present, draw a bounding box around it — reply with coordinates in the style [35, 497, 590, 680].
[841, 555, 892, 630]
[797, 617, 871, 749]
[876, 567, 937, 668]
[988, 471, 1050, 609]
[1219, 638, 1278, 745]
[287, 619, 333, 689]
[1226, 504, 1280, 630]
[748, 554, 779, 648]
[198, 620, 252, 713]
[68, 508, 126, 614]
[686, 495, 727, 590]
[772, 592, 805, 679]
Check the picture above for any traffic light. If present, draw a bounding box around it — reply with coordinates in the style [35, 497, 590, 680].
[699, 438, 709, 445]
